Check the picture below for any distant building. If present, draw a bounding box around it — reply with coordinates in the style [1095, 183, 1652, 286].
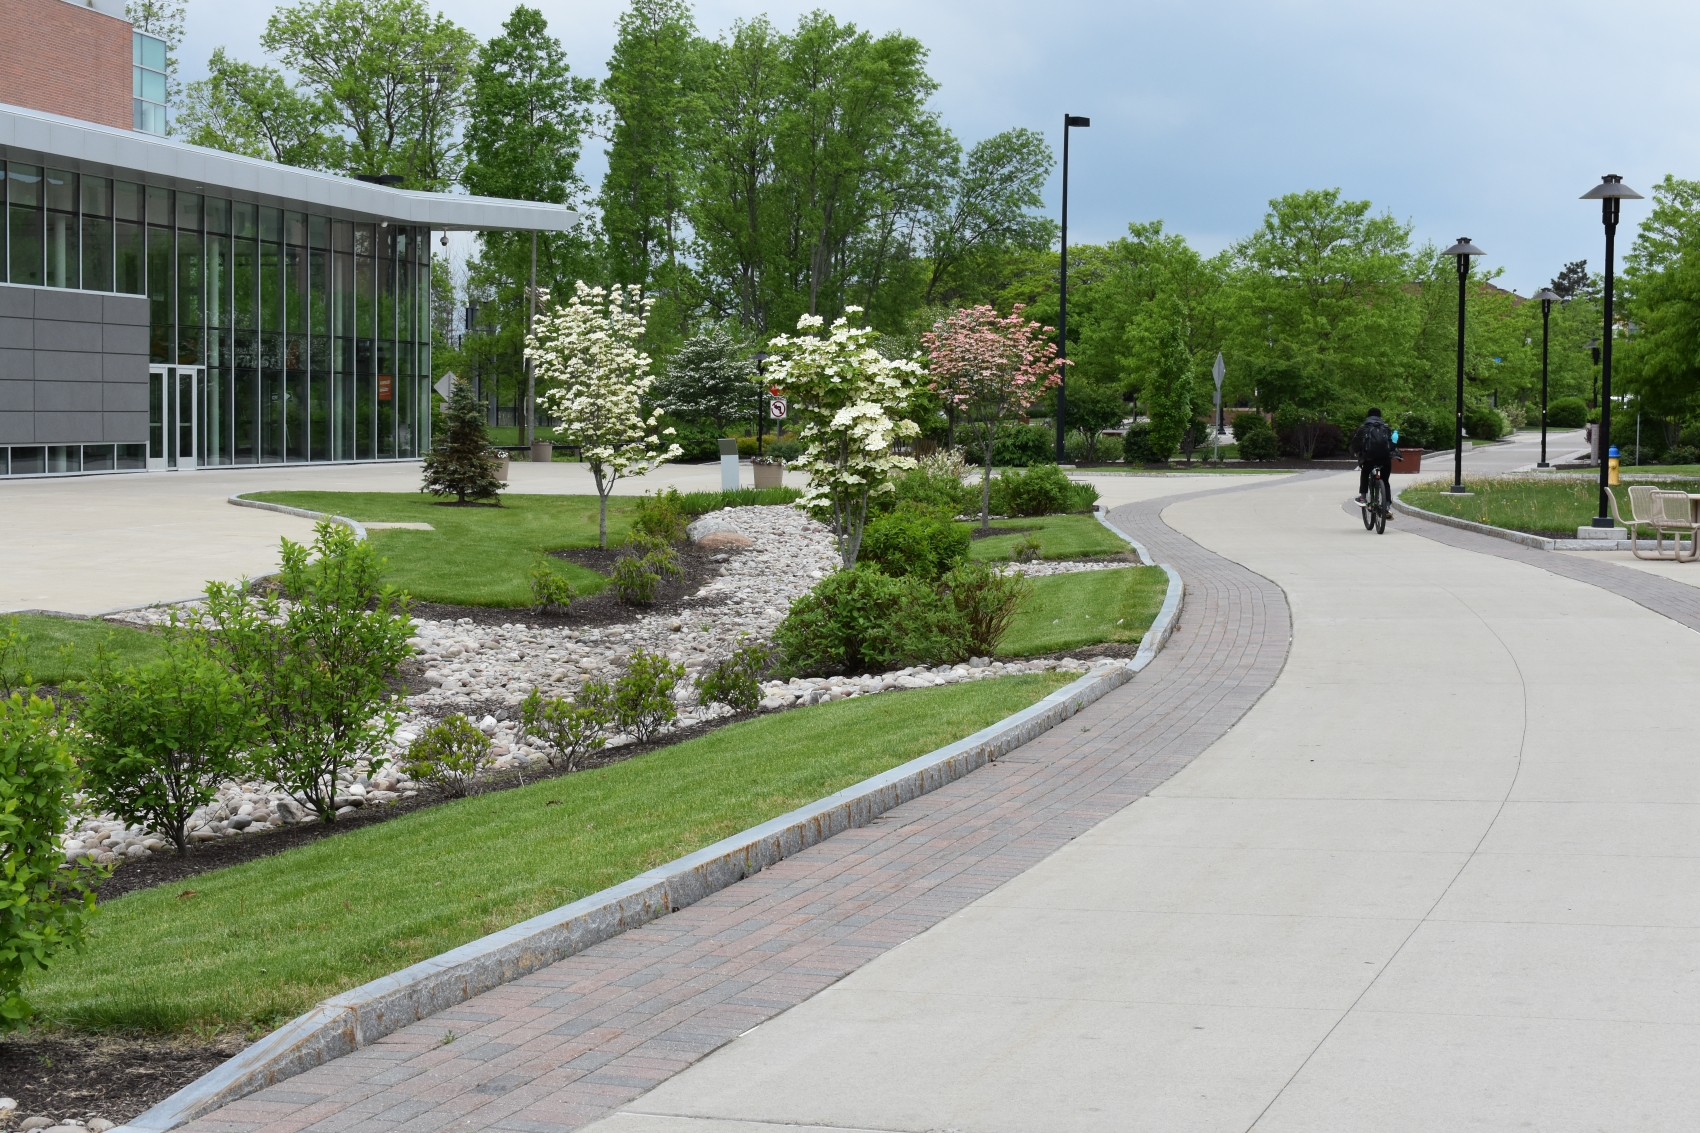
[0, 0, 574, 477]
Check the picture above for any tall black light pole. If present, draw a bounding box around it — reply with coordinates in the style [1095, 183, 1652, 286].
[1441, 238, 1485, 493]
[753, 351, 771, 459]
[1056, 113, 1090, 462]
[1532, 287, 1560, 468]
[1580, 174, 1643, 527]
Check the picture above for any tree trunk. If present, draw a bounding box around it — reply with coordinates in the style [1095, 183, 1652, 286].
[593, 464, 609, 547]
[981, 437, 995, 532]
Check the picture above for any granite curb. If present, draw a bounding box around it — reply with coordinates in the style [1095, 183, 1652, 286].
[1094, 507, 1184, 669]
[1391, 492, 1672, 553]
[226, 494, 369, 541]
[114, 567, 1183, 1133]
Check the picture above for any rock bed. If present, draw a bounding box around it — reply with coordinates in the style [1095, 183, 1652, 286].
[71, 506, 1124, 863]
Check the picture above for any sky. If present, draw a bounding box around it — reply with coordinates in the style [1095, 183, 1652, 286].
[176, 0, 1700, 295]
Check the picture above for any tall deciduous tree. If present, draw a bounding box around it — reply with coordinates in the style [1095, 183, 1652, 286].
[178, 48, 335, 167]
[1139, 301, 1196, 461]
[1619, 176, 1700, 423]
[261, 0, 477, 189]
[922, 304, 1060, 530]
[529, 283, 682, 546]
[922, 128, 1056, 305]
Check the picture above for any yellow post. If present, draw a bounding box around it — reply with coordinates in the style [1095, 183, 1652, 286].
[1608, 455, 1621, 486]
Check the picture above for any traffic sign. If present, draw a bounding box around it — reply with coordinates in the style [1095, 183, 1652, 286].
[434, 371, 456, 398]
[769, 396, 788, 419]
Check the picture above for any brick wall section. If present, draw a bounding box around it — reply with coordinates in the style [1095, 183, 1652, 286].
[0, 0, 131, 130]
[174, 476, 1303, 1133]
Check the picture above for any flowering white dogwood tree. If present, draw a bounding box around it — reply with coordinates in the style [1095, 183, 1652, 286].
[764, 307, 923, 569]
[528, 282, 681, 546]
[922, 303, 1062, 532]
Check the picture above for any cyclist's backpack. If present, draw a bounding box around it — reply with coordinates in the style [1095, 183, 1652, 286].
[1360, 419, 1392, 461]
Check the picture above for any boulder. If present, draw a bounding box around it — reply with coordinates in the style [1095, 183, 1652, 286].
[697, 531, 755, 551]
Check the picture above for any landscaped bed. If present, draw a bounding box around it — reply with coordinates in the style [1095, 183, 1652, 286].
[1402, 476, 1700, 538]
[966, 514, 1133, 561]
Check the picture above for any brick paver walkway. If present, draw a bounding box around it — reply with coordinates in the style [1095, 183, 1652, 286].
[180, 479, 1296, 1133]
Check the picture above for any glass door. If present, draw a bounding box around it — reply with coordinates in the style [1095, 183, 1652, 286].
[147, 366, 201, 470]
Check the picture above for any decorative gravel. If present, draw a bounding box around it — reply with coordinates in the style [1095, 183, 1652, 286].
[66, 507, 1120, 866]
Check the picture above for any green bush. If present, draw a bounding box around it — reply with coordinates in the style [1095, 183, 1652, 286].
[76, 639, 250, 857]
[964, 424, 1053, 467]
[991, 463, 1073, 517]
[940, 561, 1032, 658]
[612, 535, 682, 607]
[663, 419, 724, 463]
[422, 374, 504, 504]
[1464, 404, 1508, 441]
[695, 641, 772, 715]
[198, 522, 414, 824]
[1662, 444, 1700, 466]
[519, 681, 612, 772]
[0, 693, 102, 1032]
[860, 504, 970, 580]
[766, 440, 803, 462]
[403, 714, 491, 798]
[632, 489, 691, 542]
[527, 558, 576, 613]
[0, 618, 26, 697]
[613, 651, 687, 742]
[1013, 532, 1042, 563]
[774, 568, 963, 676]
[1230, 412, 1270, 444]
[1121, 422, 1159, 465]
[1065, 431, 1123, 464]
[1067, 481, 1100, 511]
[1547, 397, 1588, 429]
[885, 458, 976, 517]
[1238, 427, 1279, 461]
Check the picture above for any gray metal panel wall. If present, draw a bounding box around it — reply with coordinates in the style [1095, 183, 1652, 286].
[0, 284, 148, 444]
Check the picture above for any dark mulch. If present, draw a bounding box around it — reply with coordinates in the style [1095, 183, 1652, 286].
[0, 1029, 245, 1126]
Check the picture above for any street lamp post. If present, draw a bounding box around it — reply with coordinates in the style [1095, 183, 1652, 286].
[1056, 113, 1090, 463]
[753, 351, 771, 459]
[1532, 287, 1561, 468]
[1580, 174, 1643, 527]
[1441, 238, 1485, 493]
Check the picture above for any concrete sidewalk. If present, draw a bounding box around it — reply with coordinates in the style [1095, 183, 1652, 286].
[591, 469, 1700, 1132]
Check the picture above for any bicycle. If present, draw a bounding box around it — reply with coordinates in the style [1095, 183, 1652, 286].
[1360, 465, 1390, 534]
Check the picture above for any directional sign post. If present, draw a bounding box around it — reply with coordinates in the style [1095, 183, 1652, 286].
[1211, 352, 1226, 463]
[434, 371, 456, 400]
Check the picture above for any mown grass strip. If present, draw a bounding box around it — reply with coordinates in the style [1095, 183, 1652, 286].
[965, 514, 1131, 562]
[998, 566, 1169, 656]
[31, 673, 1071, 1034]
[1403, 477, 1700, 537]
[2, 613, 166, 686]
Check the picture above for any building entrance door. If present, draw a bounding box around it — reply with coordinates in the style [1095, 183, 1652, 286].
[148, 366, 202, 470]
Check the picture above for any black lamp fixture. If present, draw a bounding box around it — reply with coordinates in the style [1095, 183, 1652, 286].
[1440, 237, 1485, 493]
[1056, 113, 1090, 462]
[753, 351, 772, 459]
[1532, 287, 1561, 468]
[1579, 174, 1643, 527]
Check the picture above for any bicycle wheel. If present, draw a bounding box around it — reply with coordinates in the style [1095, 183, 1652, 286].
[1361, 494, 1374, 529]
[1373, 479, 1388, 534]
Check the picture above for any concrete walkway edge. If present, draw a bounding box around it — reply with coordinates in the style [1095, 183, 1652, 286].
[1094, 507, 1184, 669]
[227, 495, 369, 541]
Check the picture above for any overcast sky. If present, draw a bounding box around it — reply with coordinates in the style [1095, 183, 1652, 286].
[178, 0, 1698, 294]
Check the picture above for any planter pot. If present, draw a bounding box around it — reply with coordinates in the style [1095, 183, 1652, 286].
[490, 454, 511, 480]
[752, 461, 785, 489]
[1391, 448, 1422, 474]
[529, 440, 553, 464]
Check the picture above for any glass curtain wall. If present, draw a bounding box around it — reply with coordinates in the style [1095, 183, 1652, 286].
[0, 159, 431, 467]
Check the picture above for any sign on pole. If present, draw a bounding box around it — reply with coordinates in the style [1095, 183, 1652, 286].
[1211, 352, 1226, 462]
[769, 396, 788, 420]
[433, 371, 456, 399]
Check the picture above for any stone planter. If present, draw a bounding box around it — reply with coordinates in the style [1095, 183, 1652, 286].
[1391, 447, 1422, 474]
[752, 461, 784, 489]
[490, 453, 510, 480]
[529, 440, 553, 464]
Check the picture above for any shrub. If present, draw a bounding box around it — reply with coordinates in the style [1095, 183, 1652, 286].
[991, 463, 1073, 517]
[1238, 427, 1279, 461]
[76, 639, 250, 857]
[198, 522, 414, 823]
[860, 504, 970, 580]
[663, 418, 724, 463]
[0, 617, 26, 697]
[612, 650, 686, 742]
[1501, 402, 1528, 430]
[519, 681, 612, 772]
[774, 568, 962, 676]
[695, 640, 772, 715]
[528, 558, 576, 613]
[1066, 430, 1123, 464]
[1067, 481, 1101, 511]
[1661, 444, 1700, 466]
[1121, 421, 1159, 465]
[767, 440, 803, 462]
[940, 561, 1032, 658]
[963, 424, 1052, 467]
[1546, 397, 1588, 429]
[1274, 406, 1331, 459]
[1464, 404, 1508, 441]
[632, 489, 690, 542]
[421, 373, 504, 504]
[1013, 532, 1043, 562]
[612, 535, 682, 606]
[403, 714, 491, 798]
[0, 693, 102, 1033]
[1231, 411, 1270, 444]
[1094, 434, 1125, 463]
[885, 452, 976, 516]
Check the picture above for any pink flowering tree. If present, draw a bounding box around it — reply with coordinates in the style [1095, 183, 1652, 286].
[922, 304, 1064, 531]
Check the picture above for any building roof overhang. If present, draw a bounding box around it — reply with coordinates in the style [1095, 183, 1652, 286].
[0, 101, 579, 234]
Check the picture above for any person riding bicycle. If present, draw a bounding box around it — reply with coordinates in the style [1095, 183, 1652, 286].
[1349, 408, 1396, 506]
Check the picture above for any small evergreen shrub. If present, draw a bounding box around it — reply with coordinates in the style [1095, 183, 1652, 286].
[403, 714, 491, 798]
[421, 374, 504, 504]
[860, 504, 970, 580]
[774, 568, 962, 676]
[991, 463, 1073, 517]
[528, 558, 576, 613]
[941, 560, 1032, 658]
[519, 683, 611, 772]
[0, 693, 103, 1032]
[613, 651, 687, 742]
[633, 489, 690, 542]
[1546, 397, 1588, 429]
[695, 641, 772, 715]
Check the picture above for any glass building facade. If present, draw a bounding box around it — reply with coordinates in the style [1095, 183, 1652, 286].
[132, 33, 168, 137]
[1, 159, 433, 471]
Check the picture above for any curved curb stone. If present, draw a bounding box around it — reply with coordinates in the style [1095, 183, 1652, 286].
[226, 494, 369, 541]
[115, 613, 1182, 1132]
[1392, 489, 1670, 553]
[1095, 508, 1184, 669]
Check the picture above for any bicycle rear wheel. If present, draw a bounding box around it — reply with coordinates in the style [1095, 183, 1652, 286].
[1372, 480, 1388, 534]
[1361, 496, 1374, 529]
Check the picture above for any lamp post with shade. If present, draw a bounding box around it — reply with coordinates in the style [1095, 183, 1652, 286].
[1579, 174, 1643, 527]
[1441, 238, 1485, 493]
[1532, 287, 1561, 468]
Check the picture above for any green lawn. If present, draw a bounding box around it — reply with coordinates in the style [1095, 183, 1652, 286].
[1, 613, 166, 687]
[967, 514, 1131, 562]
[31, 673, 1070, 1034]
[998, 565, 1169, 656]
[250, 491, 635, 607]
[1402, 477, 1700, 537]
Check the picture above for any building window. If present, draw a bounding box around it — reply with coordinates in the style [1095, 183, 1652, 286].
[134, 32, 168, 136]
